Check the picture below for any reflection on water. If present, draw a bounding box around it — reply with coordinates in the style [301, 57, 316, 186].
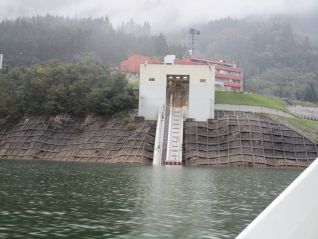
[0, 160, 300, 239]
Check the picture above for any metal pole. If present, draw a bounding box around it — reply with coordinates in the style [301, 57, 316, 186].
[0, 54, 3, 70]
[293, 80, 295, 100]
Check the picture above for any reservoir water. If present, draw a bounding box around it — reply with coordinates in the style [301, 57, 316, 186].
[0, 160, 300, 239]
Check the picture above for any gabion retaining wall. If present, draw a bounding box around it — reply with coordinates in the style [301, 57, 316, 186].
[0, 116, 155, 164]
[184, 111, 317, 168]
[1, 112, 317, 168]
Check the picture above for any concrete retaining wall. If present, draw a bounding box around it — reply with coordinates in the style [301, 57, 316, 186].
[215, 104, 293, 118]
[288, 105, 318, 121]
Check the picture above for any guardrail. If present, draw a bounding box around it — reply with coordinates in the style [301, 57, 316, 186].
[153, 105, 165, 165]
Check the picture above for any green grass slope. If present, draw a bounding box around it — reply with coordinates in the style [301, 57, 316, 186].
[215, 91, 288, 111]
[272, 116, 318, 143]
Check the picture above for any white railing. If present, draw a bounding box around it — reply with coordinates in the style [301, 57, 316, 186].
[153, 105, 165, 165]
[166, 100, 173, 163]
[236, 158, 318, 239]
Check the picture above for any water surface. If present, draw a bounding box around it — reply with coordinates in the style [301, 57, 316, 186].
[0, 160, 301, 238]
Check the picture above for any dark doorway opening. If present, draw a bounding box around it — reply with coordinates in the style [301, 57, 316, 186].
[166, 75, 189, 107]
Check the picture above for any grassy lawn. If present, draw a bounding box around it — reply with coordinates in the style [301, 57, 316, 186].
[274, 116, 318, 143]
[215, 91, 288, 111]
[128, 80, 139, 89]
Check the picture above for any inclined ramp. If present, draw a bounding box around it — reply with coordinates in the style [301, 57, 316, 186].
[153, 88, 184, 165]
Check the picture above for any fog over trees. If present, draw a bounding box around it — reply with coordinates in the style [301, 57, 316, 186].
[0, 13, 318, 102]
[194, 17, 318, 101]
[0, 16, 182, 66]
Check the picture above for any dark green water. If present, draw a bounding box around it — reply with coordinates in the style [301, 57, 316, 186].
[0, 160, 301, 239]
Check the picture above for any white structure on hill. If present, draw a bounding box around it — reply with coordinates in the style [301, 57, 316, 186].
[138, 63, 215, 121]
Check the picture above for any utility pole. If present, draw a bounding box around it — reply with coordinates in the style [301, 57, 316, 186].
[292, 80, 295, 101]
[0, 54, 3, 70]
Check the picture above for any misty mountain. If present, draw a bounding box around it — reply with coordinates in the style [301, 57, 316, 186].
[119, 19, 151, 37]
[187, 17, 318, 101]
[195, 17, 318, 75]
[1, 0, 317, 32]
[0, 15, 184, 66]
[277, 13, 318, 42]
[1, 15, 318, 101]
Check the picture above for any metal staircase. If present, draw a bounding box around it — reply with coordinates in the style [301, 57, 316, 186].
[153, 85, 184, 165]
[166, 106, 183, 165]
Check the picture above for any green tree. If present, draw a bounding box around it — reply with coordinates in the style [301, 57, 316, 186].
[304, 82, 318, 102]
[0, 59, 138, 126]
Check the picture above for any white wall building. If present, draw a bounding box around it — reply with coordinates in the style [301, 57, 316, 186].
[138, 64, 215, 121]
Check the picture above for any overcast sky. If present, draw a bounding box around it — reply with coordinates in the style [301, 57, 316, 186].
[0, 0, 317, 31]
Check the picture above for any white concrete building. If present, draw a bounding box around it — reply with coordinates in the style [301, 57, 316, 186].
[138, 64, 215, 121]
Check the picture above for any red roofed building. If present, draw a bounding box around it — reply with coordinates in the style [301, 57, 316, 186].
[120, 55, 161, 82]
[120, 55, 244, 92]
[175, 56, 244, 92]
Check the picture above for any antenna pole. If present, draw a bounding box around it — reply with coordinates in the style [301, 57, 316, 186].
[188, 28, 200, 56]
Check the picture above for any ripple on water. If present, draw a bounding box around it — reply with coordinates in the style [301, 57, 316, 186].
[0, 160, 301, 239]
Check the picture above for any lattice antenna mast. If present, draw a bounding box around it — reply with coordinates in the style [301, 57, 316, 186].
[188, 28, 200, 56]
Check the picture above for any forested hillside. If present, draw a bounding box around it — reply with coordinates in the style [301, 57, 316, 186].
[1, 15, 318, 102]
[0, 59, 137, 126]
[195, 17, 318, 101]
[0, 16, 184, 67]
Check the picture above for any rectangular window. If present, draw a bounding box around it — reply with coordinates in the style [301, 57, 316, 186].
[200, 79, 206, 83]
[149, 78, 155, 81]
